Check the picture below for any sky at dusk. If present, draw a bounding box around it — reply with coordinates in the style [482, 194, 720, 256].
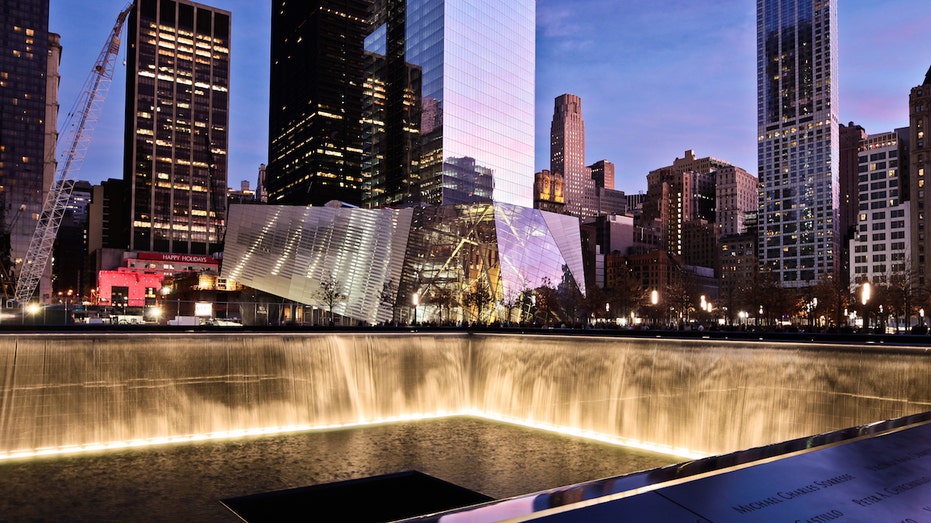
[49, 1, 931, 195]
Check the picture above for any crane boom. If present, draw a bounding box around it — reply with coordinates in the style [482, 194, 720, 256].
[14, 3, 133, 304]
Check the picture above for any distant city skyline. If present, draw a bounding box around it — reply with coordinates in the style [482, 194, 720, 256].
[49, 1, 931, 195]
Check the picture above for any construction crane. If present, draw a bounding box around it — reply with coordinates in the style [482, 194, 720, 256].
[13, 2, 133, 305]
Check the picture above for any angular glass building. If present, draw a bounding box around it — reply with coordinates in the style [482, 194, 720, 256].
[363, 0, 535, 208]
[222, 203, 585, 325]
[757, 0, 839, 287]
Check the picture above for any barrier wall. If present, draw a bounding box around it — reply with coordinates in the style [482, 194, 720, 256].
[2, 332, 929, 457]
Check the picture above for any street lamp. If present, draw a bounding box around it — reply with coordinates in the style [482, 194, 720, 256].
[861, 282, 871, 332]
[650, 290, 659, 327]
[412, 292, 419, 325]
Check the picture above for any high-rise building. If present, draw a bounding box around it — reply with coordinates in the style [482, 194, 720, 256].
[534, 169, 565, 214]
[361, 46, 422, 208]
[589, 160, 615, 191]
[550, 94, 588, 216]
[0, 0, 55, 300]
[123, 0, 230, 255]
[715, 165, 758, 238]
[363, 0, 535, 208]
[839, 121, 868, 287]
[52, 180, 92, 296]
[267, 1, 369, 207]
[850, 130, 910, 290]
[909, 67, 931, 287]
[757, 0, 839, 287]
[643, 150, 724, 257]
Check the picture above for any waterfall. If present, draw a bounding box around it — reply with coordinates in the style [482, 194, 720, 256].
[2, 332, 929, 459]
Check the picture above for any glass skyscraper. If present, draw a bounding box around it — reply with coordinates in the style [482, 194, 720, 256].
[0, 0, 54, 299]
[363, 0, 535, 208]
[267, 1, 370, 207]
[757, 0, 839, 287]
[124, 0, 230, 255]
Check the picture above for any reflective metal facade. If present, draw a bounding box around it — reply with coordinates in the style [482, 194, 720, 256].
[365, 0, 535, 208]
[757, 0, 839, 287]
[222, 203, 584, 324]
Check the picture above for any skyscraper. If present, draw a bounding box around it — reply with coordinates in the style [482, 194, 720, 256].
[550, 94, 587, 216]
[838, 121, 867, 287]
[850, 129, 910, 289]
[909, 67, 931, 287]
[0, 0, 54, 299]
[363, 0, 535, 208]
[757, 0, 839, 287]
[643, 150, 725, 257]
[123, 0, 230, 255]
[267, 1, 369, 207]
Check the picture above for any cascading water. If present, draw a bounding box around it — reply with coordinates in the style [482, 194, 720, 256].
[2, 331, 930, 459]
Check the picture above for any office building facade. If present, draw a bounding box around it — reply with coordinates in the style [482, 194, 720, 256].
[838, 121, 868, 286]
[715, 165, 758, 238]
[550, 94, 587, 216]
[267, 1, 369, 207]
[0, 0, 55, 300]
[363, 0, 535, 208]
[643, 150, 724, 258]
[850, 130, 910, 290]
[123, 0, 230, 255]
[910, 68, 931, 286]
[757, 0, 839, 287]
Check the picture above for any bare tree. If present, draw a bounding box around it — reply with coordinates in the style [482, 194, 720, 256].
[427, 284, 457, 324]
[533, 277, 559, 326]
[500, 287, 522, 325]
[316, 272, 345, 325]
[379, 280, 397, 324]
[463, 279, 493, 324]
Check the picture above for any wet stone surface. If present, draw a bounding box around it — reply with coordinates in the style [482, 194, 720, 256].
[0, 417, 678, 522]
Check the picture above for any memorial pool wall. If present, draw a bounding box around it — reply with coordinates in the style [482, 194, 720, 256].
[1, 332, 930, 458]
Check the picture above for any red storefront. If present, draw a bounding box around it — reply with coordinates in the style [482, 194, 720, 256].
[97, 252, 220, 307]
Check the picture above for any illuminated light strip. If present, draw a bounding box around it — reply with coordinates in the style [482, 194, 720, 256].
[467, 409, 706, 461]
[0, 410, 704, 462]
[0, 412, 465, 462]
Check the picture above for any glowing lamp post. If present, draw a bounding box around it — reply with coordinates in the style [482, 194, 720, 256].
[861, 282, 871, 332]
[412, 293, 419, 325]
[650, 290, 659, 327]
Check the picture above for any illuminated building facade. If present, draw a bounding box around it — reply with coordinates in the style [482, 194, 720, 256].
[267, 0, 369, 207]
[850, 130, 910, 290]
[361, 48, 422, 208]
[644, 150, 723, 258]
[910, 68, 931, 286]
[365, 0, 535, 207]
[0, 0, 56, 300]
[222, 202, 585, 325]
[534, 169, 565, 214]
[124, 0, 230, 255]
[757, 0, 839, 287]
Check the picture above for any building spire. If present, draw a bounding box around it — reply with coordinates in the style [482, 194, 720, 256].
[924, 64, 931, 86]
